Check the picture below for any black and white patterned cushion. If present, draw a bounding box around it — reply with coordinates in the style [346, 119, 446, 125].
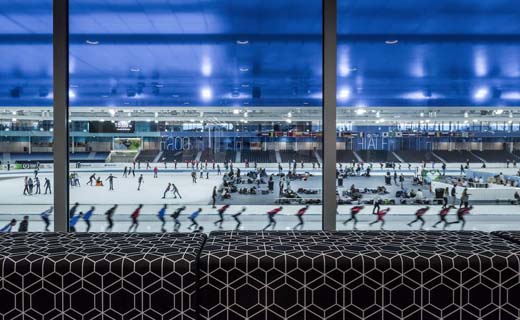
[198, 231, 520, 320]
[0, 233, 206, 320]
[492, 231, 520, 245]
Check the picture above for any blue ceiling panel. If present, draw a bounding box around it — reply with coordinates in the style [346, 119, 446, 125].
[1, 0, 520, 107]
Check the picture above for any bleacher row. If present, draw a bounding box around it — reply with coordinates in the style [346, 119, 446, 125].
[3, 150, 520, 164]
[1, 152, 109, 163]
[1, 230, 520, 319]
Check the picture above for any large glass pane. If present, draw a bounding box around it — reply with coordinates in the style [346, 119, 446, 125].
[68, 0, 323, 233]
[0, 0, 54, 232]
[337, 1, 520, 231]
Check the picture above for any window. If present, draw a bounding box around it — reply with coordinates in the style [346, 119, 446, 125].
[68, 0, 323, 232]
[0, 0, 54, 232]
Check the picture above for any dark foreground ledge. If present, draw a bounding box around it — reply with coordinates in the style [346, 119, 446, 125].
[1, 231, 520, 320]
[199, 231, 520, 320]
[0, 233, 206, 320]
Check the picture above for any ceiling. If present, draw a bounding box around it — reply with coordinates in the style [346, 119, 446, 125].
[1, 0, 520, 108]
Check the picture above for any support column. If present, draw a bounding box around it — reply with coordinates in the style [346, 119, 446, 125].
[322, 0, 337, 231]
[53, 0, 69, 232]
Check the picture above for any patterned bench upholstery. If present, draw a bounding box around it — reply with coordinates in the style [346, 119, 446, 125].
[198, 231, 520, 320]
[0, 233, 206, 320]
[492, 231, 520, 245]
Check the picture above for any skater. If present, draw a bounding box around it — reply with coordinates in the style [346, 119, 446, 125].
[7, 161, 10, 171]
[18, 216, 29, 232]
[442, 163, 446, 176]
[407, 206, 430, 230]
[442, 187, 449, 208]
[460, 188, 471, 208]
[157, 204, 168, 232]
[104, 205, 118, 232]
[372, 194, 381, 214]
[263, 206, 282, 231]
[34, 177, 41, 194]
[214, 204, 230, 229]
[450, 185, 457, 205]
[293, 205, 309, 230]
[191, 170, 197, 183]
[343, 205, 364, 230]
[83, 206, 95, 232]
[232, 207, 246, 230]
[146, 161, 151, 170]
[105, 173, 117, 190]
[132, 167, 135, 177]
[69, 213, 81, 232]
[87, 173, 96, 186]
[212, 186, 217, 208]
[137, 174, 144, 191]
[432, 205, 455, 230]
[154, 166, 158, 178]
[460, 164, 465, 175]
[171, 206, 186, 232]
[123, 166, 128, 177]
[69, 202, 80, 219]
[368, 208, 391, 230]
[0, 219, 16, 233]
[28, 177, 34, 194]
[446, 205, 473, 231]
[40, 206, 53, 232]
[23, 176, 29, 195]
[162, 183, 171, 199]
[188, 208, 202, 230]
[128, 204, 143, 232]
[44, 178, 52, 194]
[172, 183, 182, 199]
[217, 164, 221, 175]
[174, 160, 178, 169]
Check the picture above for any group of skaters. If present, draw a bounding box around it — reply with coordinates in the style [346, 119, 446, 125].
[22, 169, 52, 195]
[0, 206, 53, 233]
[64, 202, 312, 232]
[342, 202, 474, 231]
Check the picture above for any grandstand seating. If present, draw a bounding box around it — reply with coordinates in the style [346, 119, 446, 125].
[162, 150, 184, 162]
[357, 150, 399, 162]
[135, 149, 159, 162]
[395, 151, 438, 163]
[433, 150, 481, 163]
[225, 150, 236, 162]
[11, 152, 53, 163]
[336, 150, 358, 162]
[279, 150, 316, 162]
[69, 152, 109, 163]
[241, 150, 276, 163]
[472, 150, 519, 162]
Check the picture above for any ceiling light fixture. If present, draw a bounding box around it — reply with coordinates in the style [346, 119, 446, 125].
[85, 40, 99, 45]
[236, 40, 249, 45]
[385, 40, 399, 45]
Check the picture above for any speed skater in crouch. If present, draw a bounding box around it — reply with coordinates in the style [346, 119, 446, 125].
[343, 205, 364, 230]
[407, 206, 430, 230]
[432, 205, 456, 230]
[446, 205, 473, 231]
[368, 208, 391, 230]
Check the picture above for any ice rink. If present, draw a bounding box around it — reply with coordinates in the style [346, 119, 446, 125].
[1, 162, 519, 233]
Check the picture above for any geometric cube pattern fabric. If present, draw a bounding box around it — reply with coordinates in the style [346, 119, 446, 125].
[492, 231, 520, 245]
[0, 233, 206, 320]
[199, 231, 520, 320]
